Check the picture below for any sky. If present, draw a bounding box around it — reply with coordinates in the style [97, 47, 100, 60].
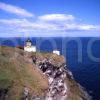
[0, 0, 100, 37]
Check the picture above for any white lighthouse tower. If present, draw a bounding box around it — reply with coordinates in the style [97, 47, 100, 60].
[24, 38, 36, 52]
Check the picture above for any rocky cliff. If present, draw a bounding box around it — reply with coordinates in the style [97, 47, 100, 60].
[0, 46, 91, 100]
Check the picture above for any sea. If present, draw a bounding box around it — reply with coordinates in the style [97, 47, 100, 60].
[0, 37, 100, 100]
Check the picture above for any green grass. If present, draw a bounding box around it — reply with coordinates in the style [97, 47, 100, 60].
[0, 46, 48, 99]
[0, 46, 90, 100]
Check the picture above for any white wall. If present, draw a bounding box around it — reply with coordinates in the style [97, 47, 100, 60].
[24, 46, 36, 52]
[53, 50, 60, 55]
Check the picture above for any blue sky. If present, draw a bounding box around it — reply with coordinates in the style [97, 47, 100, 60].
[0, 0, 100, 37]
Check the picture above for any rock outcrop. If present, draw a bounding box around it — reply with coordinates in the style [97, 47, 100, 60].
[0, 46, 91, 100]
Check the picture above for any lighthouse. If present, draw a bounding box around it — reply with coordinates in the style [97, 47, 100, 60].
[24, 38, 36, 52]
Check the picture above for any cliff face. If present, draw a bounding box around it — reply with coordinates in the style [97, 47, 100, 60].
[0, 46, 91, 100]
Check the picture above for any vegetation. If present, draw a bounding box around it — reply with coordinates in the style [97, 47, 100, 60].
[0, 46, 48, 100]
[0, 46, 91, 100]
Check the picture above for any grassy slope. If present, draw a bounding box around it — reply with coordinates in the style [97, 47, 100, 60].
[0, 46, 90, 100]
[0, 46, 48, 100]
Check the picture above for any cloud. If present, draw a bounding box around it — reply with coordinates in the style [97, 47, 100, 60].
[64, 24, 99, 31]
[38, 14, 75, 21]
[0, 2, 34, 17]
[0, 19, 57, 31]
[0, 13, 100, 37]
[0, 18, 100, 32]
[76, 24, 97, 30]
[38, 14, 100, 31]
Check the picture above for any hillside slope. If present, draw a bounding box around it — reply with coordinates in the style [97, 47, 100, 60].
[0, 46, 91, 100]
[0, 46, 48, 100]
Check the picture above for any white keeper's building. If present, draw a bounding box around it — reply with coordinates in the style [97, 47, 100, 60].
[53, 50, 60, 55]
[24, 38, 36, 52]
